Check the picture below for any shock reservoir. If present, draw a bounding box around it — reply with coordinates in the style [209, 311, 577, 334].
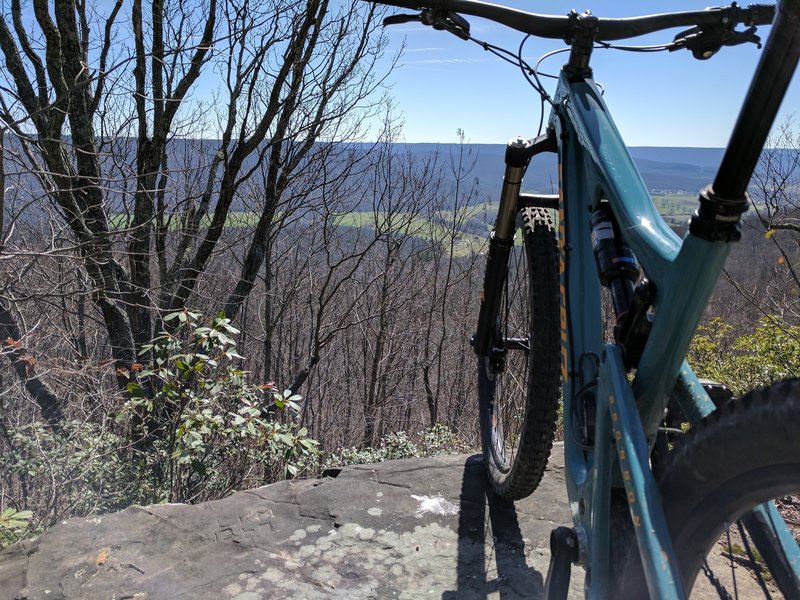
[590, 204, 639, 318]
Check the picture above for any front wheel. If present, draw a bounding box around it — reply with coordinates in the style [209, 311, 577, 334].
[615, 378, 800, 598]
[477, 207, 561, 500]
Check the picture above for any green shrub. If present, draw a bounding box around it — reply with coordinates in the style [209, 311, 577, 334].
[689, 316, 800, 396]
[0, 419, 145, 549]
[420, 423, 470, 456]
[122, 310, 319, 503]
[323, 423, 470, 469]
[0, 311, 319, 548]
[0, 508, 33, 549]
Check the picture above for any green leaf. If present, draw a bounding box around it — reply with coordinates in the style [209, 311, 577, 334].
[0, 508, 34, 531]
[215, 331, 236, 346]
[222, 323, 240, 335]
[300, 438, 318, 450]
[277, 433, 294, 446]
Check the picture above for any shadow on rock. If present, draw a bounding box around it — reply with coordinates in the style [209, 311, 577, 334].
[442, 454, 544, 599]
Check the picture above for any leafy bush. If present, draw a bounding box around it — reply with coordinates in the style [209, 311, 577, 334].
[323, 424, 470, 469]
[0, 508, 34, 549]
[0, 419, 145, 549]
[122, 310, 319, 503]
[0, 309, 320, 550]
[689, 316, 800, 395]
[420, 423, 470, 456]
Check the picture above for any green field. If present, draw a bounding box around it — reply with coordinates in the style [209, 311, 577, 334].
[334, 209, 489, 257]
[108, 192, 697, 257]
[651, 193, 697, 226]
[109, 211, 262, 231]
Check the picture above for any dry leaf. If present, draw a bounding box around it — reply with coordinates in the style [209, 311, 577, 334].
[96, 548, 110, 566]
[18, 354, 36, 376]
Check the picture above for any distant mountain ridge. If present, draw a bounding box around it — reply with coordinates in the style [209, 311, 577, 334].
[403, 143, 725, 196]
[1, 137, 728, 220]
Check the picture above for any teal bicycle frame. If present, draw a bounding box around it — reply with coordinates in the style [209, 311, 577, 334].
[550, 33, 800, 600]
[373, 0, 800, 596]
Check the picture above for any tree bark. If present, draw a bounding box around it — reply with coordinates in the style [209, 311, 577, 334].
[0, 301, 66, 425]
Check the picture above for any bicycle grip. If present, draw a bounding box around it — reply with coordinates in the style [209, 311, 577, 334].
[743, 3, 776, 25]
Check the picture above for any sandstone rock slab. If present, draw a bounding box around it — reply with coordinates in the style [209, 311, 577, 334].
[0, 445, 583, 599]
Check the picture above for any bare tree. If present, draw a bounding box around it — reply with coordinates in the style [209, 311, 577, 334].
[0, 0, 389, 432]
[718, 118, 800, 325]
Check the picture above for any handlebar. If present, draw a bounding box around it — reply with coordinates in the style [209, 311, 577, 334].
[373, 0, 774, 44]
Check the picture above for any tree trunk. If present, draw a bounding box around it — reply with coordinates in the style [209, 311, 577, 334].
[0, 301, 66, 425]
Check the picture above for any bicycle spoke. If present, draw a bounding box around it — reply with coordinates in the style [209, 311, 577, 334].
[725, 523, 739, 599]
[737, 520, 774, 599]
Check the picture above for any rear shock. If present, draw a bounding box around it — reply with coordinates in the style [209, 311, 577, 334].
[590, 202, 655, 370]
[590, 202, 639, 318]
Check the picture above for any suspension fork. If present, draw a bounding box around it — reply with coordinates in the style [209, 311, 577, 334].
[472, 132, 557, 358]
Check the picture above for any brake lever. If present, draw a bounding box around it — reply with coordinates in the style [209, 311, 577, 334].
[384, 9, 470, 41]
[383, 13, 422, 27]
[670, 24, 761, 59]
[725, 25, 762, 48]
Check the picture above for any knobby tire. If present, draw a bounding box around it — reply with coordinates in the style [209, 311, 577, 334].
[615, 378, 800, 598]
[478, 207, 561, 500]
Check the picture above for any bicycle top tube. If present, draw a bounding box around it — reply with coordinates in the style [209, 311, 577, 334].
[372, 0, 775, 42]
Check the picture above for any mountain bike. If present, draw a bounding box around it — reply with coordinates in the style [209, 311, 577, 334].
[373, 0, 800, 598]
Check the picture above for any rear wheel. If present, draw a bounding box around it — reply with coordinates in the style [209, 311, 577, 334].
[615, 378, 800, 598]
[477, 207, 561, 500]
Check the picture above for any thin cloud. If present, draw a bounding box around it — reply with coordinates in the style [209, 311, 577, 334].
[410, 57, 493, 65]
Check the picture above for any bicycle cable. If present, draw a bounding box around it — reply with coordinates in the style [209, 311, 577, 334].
[458, 29, 557, 137]
[596, 41, 677, 53]
[520, 35, 559, 136]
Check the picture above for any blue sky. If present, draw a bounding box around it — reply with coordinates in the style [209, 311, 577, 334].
[376, 0, 800, 146]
